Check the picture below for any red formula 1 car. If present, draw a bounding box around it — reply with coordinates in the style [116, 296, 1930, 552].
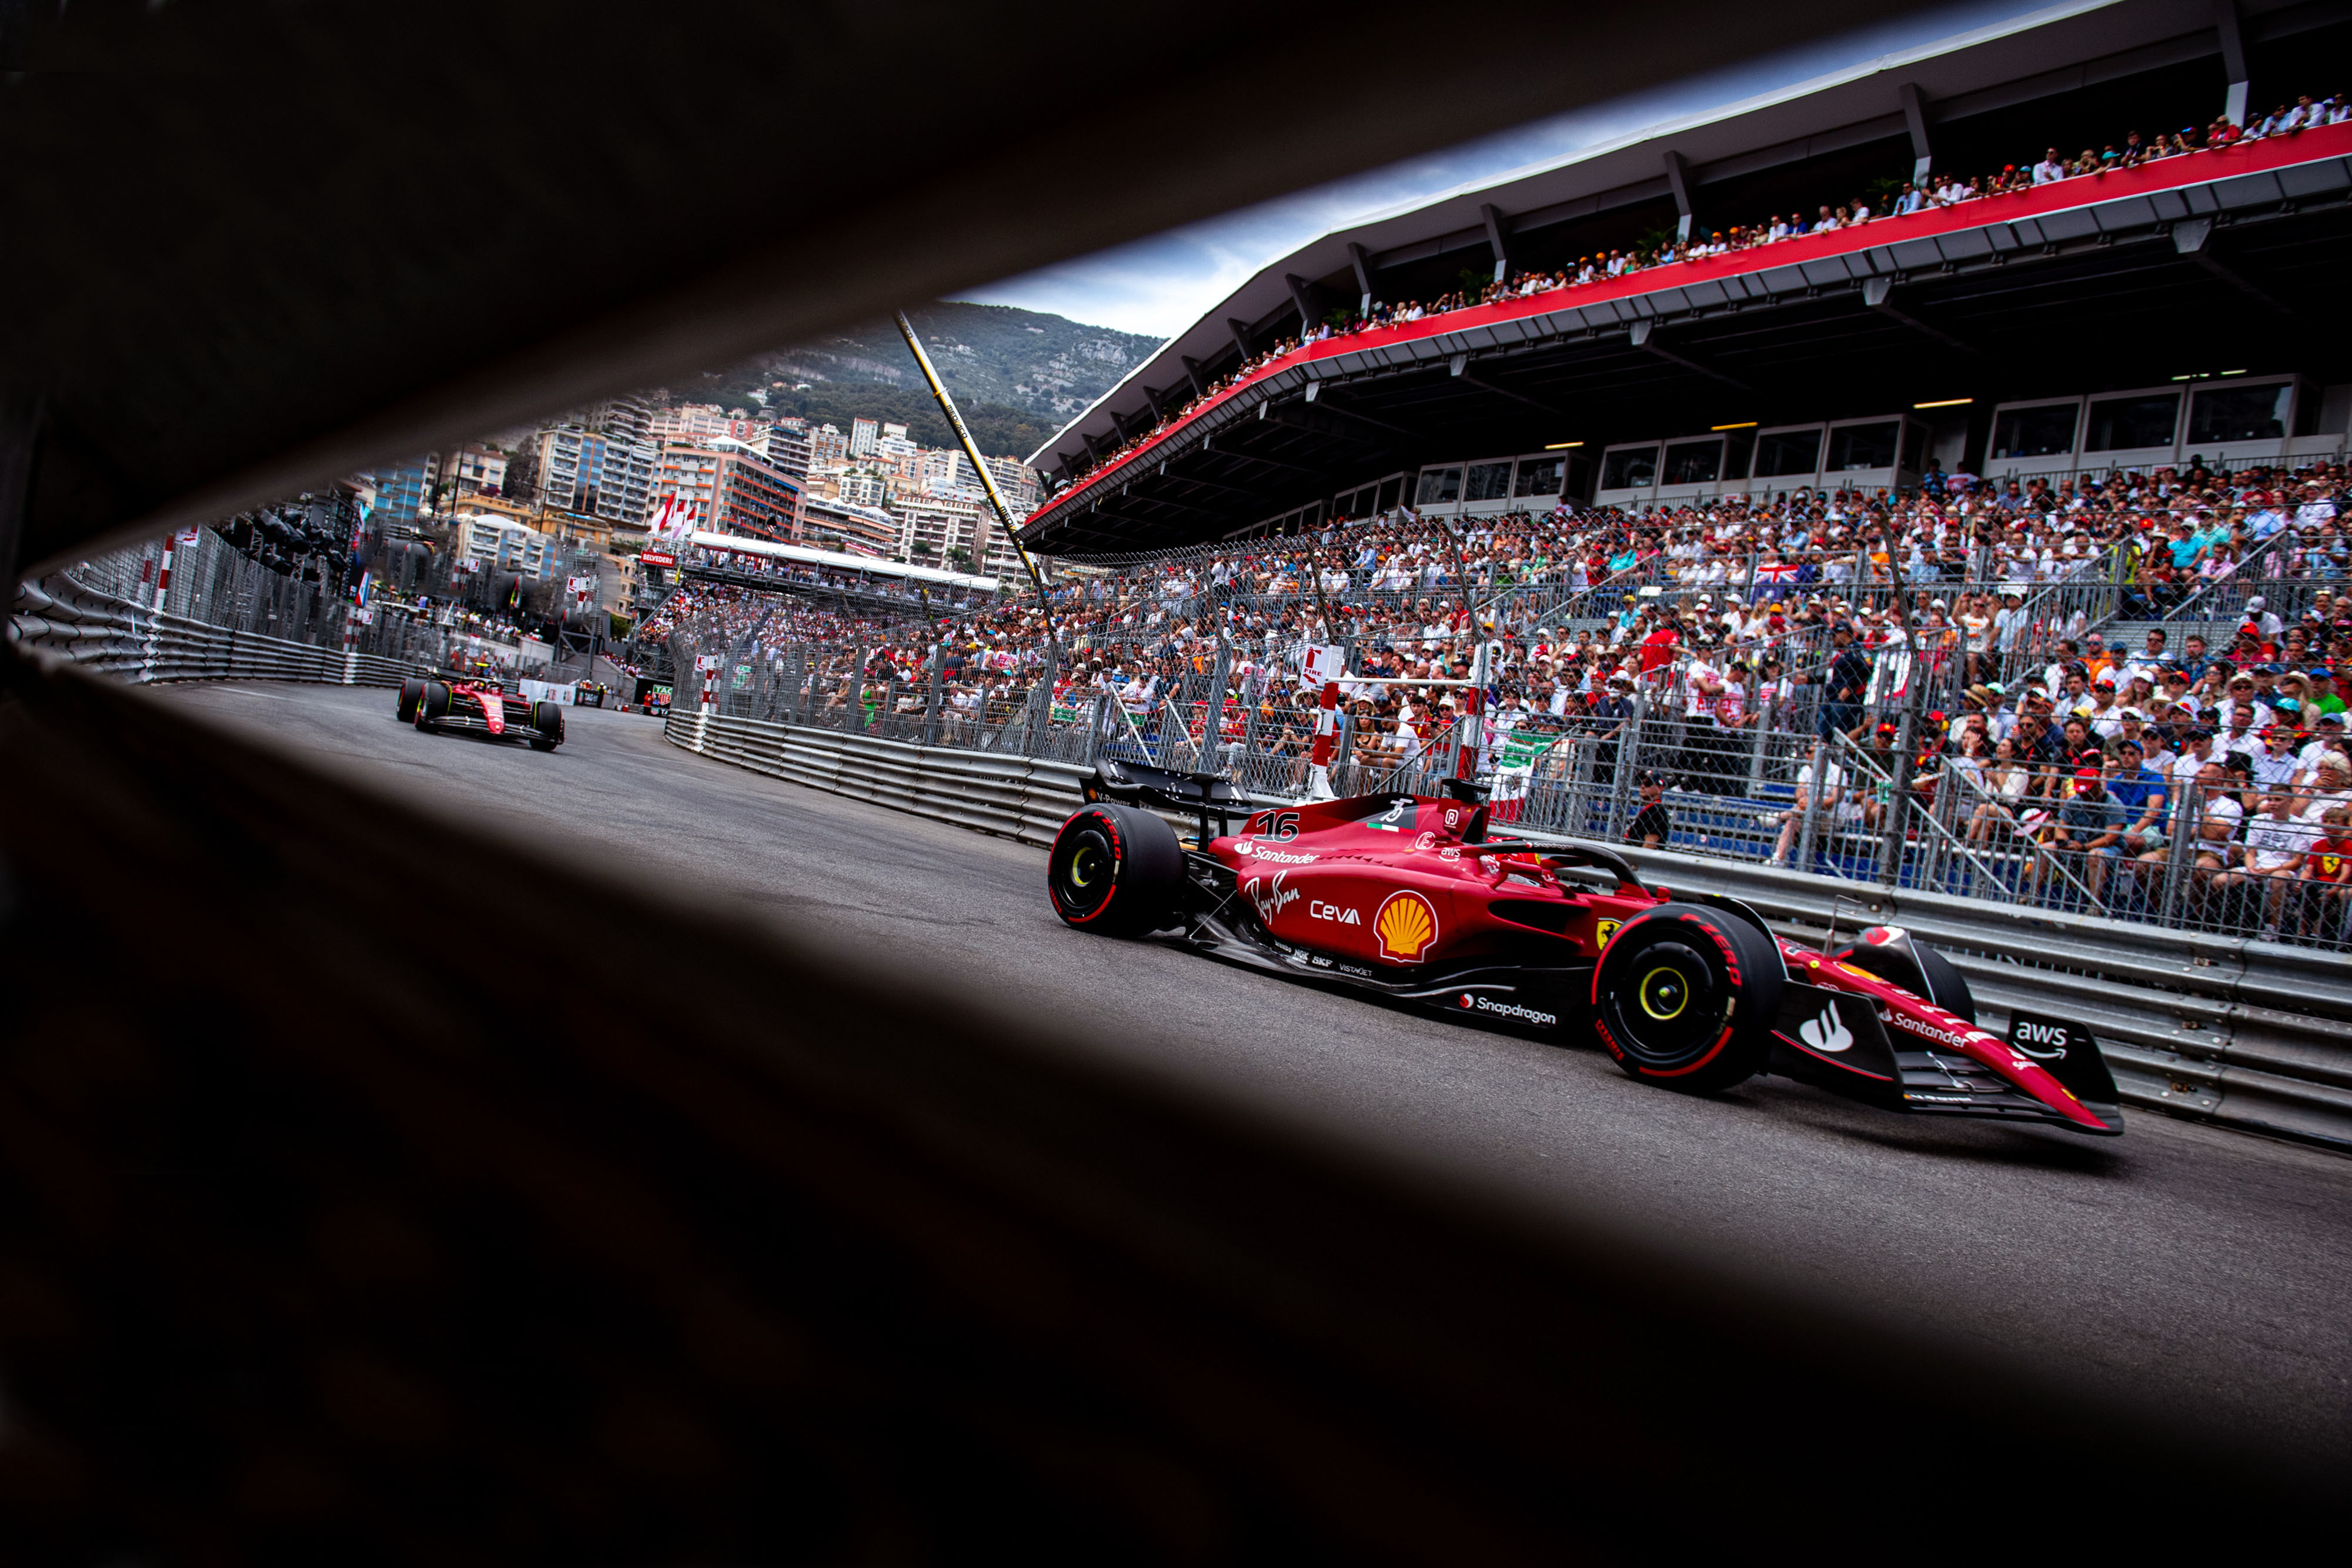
[396, 673, 566, 751]
[1047, 760, 2122, 1136]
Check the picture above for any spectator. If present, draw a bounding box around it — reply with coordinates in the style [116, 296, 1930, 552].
[1625, 770, 1672, 848]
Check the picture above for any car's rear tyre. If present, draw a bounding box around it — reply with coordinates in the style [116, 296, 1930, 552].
[1593, 902, 1783, 1092]
[415, 680, 450, 733]
[530, 700, 564, 752]
[396, 677, 425, 723]
[1048, 803, 1182, 937]
[1836, 938, 1975, 1023]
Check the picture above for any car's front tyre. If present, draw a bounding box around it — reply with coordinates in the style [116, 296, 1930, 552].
[529, 700, 565, 752]
[1048, 803, 1182, 937]
[1592, 903, 1782, 1092]
[415, 680, 450, 733]
[396, 677, 425, 723]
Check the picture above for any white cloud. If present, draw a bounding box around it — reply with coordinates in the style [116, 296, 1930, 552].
[954, 0, 2069, 336]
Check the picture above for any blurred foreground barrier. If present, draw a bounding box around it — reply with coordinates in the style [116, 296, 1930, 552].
[668, 707, 2352, 1152]
[5, 627, 2331, 1562]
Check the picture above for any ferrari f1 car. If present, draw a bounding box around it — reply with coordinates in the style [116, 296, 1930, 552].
[1046, 760, 2122, 1136]
[396, 674, 565, 751]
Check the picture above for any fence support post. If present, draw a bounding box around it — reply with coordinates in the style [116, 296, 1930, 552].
[1612, 698, 1644, 838]
[1795, 740, 1829, 873]
[924, 643, 945, 746]
[1748, 694, 1773, 795]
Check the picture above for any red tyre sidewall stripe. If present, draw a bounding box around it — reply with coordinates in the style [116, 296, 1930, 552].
[1054, 808, 1124, 925]
[1602, 913, 1743, 1078]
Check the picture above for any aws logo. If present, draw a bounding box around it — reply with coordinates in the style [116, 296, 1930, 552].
[2011, 1020, 2070, 1061]
[1373, 890, 1439, 962]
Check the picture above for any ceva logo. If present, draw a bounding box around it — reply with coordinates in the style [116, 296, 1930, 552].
[1798, 1003, 1854, 1054]
[1374, 890, 1439, 962]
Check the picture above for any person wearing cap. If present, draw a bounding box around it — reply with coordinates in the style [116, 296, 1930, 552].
[2220, 669, 2274, 731]
[2247, 594, 2284, 642]
[2034, 763, 2127, 900]
[2106, 737, 2169, 862]
[1623, 770, 1672, 849]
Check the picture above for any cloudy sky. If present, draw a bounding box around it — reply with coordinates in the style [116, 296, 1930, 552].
[955, 0, 2076, 339]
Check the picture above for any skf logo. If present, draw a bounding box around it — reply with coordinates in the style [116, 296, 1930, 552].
[1798, 1004, 1854, 1054]
[1594, 918, 1622, 947]
[1374, 891, 1439, 962]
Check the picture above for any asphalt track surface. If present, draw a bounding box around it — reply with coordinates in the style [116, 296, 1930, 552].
[166, 681, 2352, 1463]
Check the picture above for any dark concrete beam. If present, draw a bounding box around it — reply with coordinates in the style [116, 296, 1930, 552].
[1899, 81, 1932, 182]
[1480, 203, 1509, 283]
[1861, 276, 1982, 356]
[1629, 317, 1749, 390]
[2173, 218, 2292, 315]
[1348, 242, 1374, 309]
[1449, 353, 1564, 416]
[1662, 151, 1695, 242]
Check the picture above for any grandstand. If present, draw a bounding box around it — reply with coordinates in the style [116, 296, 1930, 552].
[1017, 0, 2351, 557]
[658, 1, 2352, 950]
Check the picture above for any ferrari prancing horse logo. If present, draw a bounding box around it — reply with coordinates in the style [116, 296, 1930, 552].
[1373, 890, 1439, 962]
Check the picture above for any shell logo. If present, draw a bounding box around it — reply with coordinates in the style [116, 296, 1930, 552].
[1374, 890, 1439, 963]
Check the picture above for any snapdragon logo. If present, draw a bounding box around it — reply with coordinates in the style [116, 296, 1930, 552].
[1462, 994, 1558, 1028]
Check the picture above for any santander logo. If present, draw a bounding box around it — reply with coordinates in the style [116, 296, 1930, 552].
[1798, 1004, 1853, 1054]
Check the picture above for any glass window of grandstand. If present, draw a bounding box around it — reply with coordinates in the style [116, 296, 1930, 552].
[1375, 476, 1403, 511]
[1660, 437, 1722, 487]
[2083, 391, 2180, 453]
[1512, 456, 1564, 498]
[1989, 402, 2078, 460]
[1599, 444, 1657, 492]
[1752, 427, 1821, 480]
[1464, 460, 1513, 503]
[2187, 380, 2291, 444]
[1826, 420, 1899, 472]
[1415, 466, 1463, 505]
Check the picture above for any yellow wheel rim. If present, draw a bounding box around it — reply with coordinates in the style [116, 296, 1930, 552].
[1638, 964, 1689, 1021]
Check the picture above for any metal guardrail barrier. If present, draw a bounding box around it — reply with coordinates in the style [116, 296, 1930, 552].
[11, 571, 429, 691]
[663, 706, 2352, 1152]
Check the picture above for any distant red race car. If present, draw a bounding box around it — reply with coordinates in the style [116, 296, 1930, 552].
[1048, 760, 2122, 1136]
[396, 674, 565, 751]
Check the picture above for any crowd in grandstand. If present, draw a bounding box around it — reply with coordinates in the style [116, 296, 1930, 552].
[1064, 96, 2349, 486]
[653, 453, 2350, 938]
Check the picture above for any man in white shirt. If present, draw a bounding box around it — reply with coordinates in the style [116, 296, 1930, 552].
[1768, 753, 1851, 865]
[2215, 787, 2314, 935]
[2033, 148, 2066, 184]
